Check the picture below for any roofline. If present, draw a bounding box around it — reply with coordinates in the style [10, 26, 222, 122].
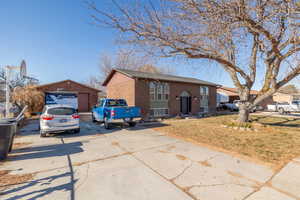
[218, 86, 258, 94]
[102, 69, 220, 87]
[37, 79, 101, 92]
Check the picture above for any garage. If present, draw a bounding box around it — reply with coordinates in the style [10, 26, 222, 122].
[37, 80, 100, 112]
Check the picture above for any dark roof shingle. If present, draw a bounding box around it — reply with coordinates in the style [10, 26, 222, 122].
[103, 68, 219, 86]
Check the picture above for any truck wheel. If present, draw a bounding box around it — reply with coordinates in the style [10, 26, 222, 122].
[128, 122, 136, 127]
[74, 128, 80, 134]
[104, 118, 111, 129]
[278, 108, 284, 115]
[92, 113, 97, 122]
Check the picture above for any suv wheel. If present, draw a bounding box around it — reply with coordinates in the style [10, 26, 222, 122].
[104, 118, 111, 129]
[40, 132, 47, 138]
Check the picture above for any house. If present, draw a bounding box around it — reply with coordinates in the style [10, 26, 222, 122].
[217, 87, 259, 103]
[37, 80, 100, 112]
[217, 86, 273, 108]
[273, 92, 300, 103]
[102, 69, 219, 119]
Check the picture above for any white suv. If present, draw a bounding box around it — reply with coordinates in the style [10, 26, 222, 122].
[40, 104, 80, 137]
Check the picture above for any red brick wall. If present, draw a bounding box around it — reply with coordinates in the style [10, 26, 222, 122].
[135, 80, 217, 118]
[106, 74, 217, 118]
[37, 80, 99, 112]
[208, 86, 217, 112]
[106, 72, 136, 106]
[135, 79, 150, 118]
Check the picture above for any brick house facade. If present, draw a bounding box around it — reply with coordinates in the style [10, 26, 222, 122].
[103, 69, 219, 119]
[37, 80, 100, 112]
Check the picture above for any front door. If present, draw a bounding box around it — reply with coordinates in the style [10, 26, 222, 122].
[180, 96, 191, 114]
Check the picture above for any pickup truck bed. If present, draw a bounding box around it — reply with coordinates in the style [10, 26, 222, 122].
[92, 99, 141, 129]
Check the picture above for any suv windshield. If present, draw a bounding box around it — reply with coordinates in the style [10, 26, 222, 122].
[47, 107, 76, 115]
[106, 99, 127, 107]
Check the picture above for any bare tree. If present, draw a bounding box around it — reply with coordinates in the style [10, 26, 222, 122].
[11, 85, 44, 116]
[99, 48, 164, 78]
[86, 48, 173, 94]
[89, 0, 300, 122]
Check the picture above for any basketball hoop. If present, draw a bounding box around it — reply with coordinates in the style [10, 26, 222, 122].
[20, 60, 27, 79]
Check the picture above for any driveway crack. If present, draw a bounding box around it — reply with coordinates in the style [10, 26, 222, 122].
[170, 161, 193, 182]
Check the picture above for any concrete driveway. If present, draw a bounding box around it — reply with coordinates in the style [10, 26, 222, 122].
[0, 119, 299, 200]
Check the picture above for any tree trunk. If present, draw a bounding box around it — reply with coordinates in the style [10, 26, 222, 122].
[238, 103, 250, 123]
[237, 88, 250, 123]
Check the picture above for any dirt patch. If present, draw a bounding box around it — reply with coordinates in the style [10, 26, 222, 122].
[0, 170, 34, 188]
[166, 145, 176, 151]
[111, 141, 119, 146]
[158, 150, 169, 153]
[199, 160, 212, 167]
[12, 142, 32, 149]
[227, 170, 243, 178]
[176, 154, 187, 160]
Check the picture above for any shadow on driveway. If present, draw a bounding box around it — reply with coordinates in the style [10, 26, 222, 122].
[8, 141, 83, 162]
[1, 138, 80, 200]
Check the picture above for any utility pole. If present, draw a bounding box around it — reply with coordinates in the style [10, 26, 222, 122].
[5, 66, 11, 118]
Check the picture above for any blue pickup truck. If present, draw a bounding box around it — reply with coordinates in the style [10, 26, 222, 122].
[92, 99, 141, 129]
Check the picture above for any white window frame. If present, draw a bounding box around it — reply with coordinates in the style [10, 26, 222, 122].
[150, 108, 169, 117]
[200, 86, 209, 113]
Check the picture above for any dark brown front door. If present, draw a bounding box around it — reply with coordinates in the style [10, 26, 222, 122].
[78, 93, 89, 112]
[180, 96, 191, 114]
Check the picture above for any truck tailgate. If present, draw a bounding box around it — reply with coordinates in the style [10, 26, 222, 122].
[112, 107, 141, 119]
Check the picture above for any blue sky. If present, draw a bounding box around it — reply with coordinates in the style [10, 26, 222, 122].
[0, 0, 298, 89]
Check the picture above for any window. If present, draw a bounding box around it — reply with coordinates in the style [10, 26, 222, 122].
[157, 84, 163, 100]
[200, 86, 209, 113]
[149, 82, 155, 101]
[106, 99, 127, 107]
[200, 86, 209, 96]
[149, 82, 169, 101]
[149, 82, 169, 117]
[48, 107, 76, 115]
[150, 108, 169, 117]
[98, 100, 105, 107]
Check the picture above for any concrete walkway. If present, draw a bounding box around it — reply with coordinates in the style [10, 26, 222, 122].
[0, 120, 299, 200]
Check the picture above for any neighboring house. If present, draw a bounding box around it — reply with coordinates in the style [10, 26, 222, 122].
[217, 87, 259, 103]
[273, 92, 300, 103]
[37, 80, 100, 112]
[217, 86, 273, 108]
[102, 69, 219, 119]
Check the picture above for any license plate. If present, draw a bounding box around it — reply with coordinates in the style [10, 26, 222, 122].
[125, 118, 130, 121]
[59, 119, 68, 123]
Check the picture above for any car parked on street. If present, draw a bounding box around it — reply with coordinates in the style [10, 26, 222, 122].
[39, 104, 80, 137]
[92, 98, 141, 129]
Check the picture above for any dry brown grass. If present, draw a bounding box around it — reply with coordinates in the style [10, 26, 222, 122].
[0, 170, 34, 187]
[154, 115, 300, 167]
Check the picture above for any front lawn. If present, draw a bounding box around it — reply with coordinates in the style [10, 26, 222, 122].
[154, 115, 300, 168]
